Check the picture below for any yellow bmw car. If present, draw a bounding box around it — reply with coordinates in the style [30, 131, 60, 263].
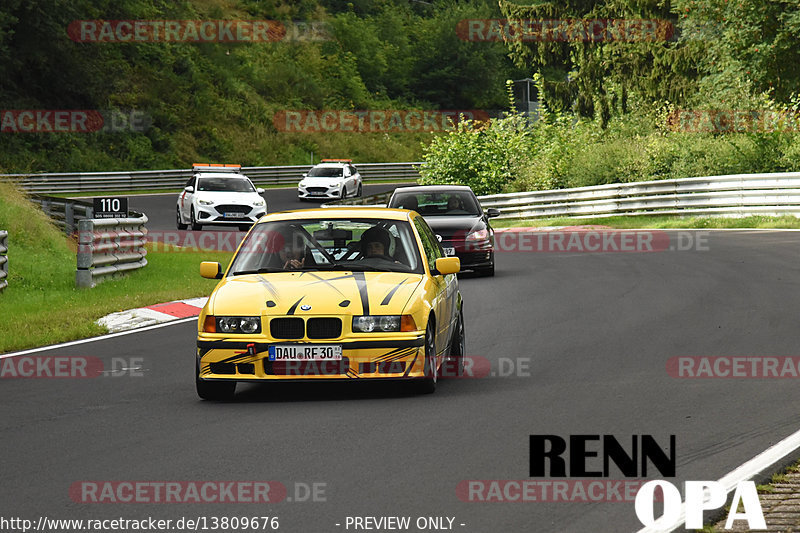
[196, 208, 464, 400]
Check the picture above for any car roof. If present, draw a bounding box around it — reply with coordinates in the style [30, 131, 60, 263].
[195, 172, 251, 180]
[311, 162, 350, 168]
[257, 207, 413, 222]
[392, 185, 474, 193]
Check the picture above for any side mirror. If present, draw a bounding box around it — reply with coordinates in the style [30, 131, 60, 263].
[435, 234, 443, 242]
[200, 261, 223, 279]
[256, 188, 265, 194]
[184, 186, 194, 193]
[434, 257, 460, 276]
[486, 208, 501, 218]
[302, 173, 308, 178]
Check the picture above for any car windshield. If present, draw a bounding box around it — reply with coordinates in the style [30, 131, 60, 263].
[391, 191, 482, 216]
[228, 218, 423, 275]
[197, 177, 255, 192]
[308, 167, 343, 177]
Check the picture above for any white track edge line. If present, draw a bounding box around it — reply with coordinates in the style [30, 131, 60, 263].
[635, 426, 800, 532]
[0, 316, 198, 359]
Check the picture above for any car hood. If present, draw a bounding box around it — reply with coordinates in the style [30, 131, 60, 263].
[302, 176, 343, 187]
[423, 215, 486, 239]
[208, 271, 424, 316]
[194, 191, 262, 203]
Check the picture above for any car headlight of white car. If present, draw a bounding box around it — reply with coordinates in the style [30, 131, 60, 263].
[198, 199, 215, 206]
[253, 199, 265, 207]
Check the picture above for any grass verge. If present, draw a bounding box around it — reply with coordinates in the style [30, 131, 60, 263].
[0, 181, 232, 353]
[492, 215, 800, 229]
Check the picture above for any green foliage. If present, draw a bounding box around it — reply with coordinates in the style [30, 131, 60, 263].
[0, 0, 521, 173]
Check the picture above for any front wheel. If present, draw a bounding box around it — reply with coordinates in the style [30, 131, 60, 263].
[414, 319, 437, 394]
[176, 207, 187, 230]
[190, 207, 202, 231]
[356, 183, 363, 197]
[196, 361, 236, 401]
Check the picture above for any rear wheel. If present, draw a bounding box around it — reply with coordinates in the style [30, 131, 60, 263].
[176, 207, 187, 230]
[196, 360, 235, 400]
[190, 207, 202, 231]
[357, 183, 363, 197]
[441, 308, 465, 377]
[414, 319, 437, 394]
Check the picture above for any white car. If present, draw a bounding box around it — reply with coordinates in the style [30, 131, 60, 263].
[297, 159, 363, 200]
[176, 164, 267, 231]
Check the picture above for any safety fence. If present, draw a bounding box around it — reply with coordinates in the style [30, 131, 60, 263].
[1, 162, 422, 195]
[76, 214, 148, 288]
[29, 196, 94, 234]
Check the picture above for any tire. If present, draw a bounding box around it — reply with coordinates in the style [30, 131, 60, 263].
[357, 183, 363, 197]
[340, 187, 347, 201]
[176, 207, 187, 230]
[196, 360, 235, 401]
[414, 319, 437, 394]
[441, 308, 465, 377]
[478, 258, 495, 277]
[190, 207, 202, 231]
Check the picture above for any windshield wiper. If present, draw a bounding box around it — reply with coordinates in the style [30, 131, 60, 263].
[231, 267, 283, 275]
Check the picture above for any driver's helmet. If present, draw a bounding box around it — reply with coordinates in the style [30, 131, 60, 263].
[360, 226, 392, 257]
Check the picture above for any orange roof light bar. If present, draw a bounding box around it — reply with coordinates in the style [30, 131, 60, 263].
[321, 159, 352, 163]
[193, 163, 242, 171]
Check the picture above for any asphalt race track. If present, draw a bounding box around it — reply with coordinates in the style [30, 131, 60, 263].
[4, 189, 800, 531]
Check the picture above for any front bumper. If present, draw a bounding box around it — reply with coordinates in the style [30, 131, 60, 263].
[195, 204, 265, 225]
[297, 185, 343, 200]
[443, 239, 494, 270]
[196, 335, 426, 382]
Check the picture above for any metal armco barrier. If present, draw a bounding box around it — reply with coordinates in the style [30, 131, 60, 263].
[0, 230, 7, 292]
[479, 172, 800, 219]
[1, 162, 422, 195]
[29, 195, 93, 234]
[76, 214, 148, 288]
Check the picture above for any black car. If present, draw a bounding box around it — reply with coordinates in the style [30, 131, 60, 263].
[387, 185, 500, 276]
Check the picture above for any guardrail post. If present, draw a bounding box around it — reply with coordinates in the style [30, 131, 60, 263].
[76, 219, 94, 288]
[0, 230, 8, 292]
[64, 201, 74, 235]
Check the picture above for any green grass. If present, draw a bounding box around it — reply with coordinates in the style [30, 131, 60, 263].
[0, 182, 233, 353]
[492, 215, 800, 229]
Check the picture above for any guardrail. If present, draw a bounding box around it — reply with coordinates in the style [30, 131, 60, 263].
[29, 195, 94, 234]
[480, 172, 800, 219]
[0, 162, 422, 195]
[76, 214, 148, 288]
[0, 230, 7, 293]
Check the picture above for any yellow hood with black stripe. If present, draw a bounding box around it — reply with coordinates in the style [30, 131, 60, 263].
[207, 271, 424, 317]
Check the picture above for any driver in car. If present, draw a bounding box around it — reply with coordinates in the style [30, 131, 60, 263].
[360, 226, 394, 261]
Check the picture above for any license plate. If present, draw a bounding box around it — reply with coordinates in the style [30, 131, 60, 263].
[310, 191, 325, 196]
[268, 344, 342, 361]
[223, 212, 245, 218]
[444, 247, 456, 256]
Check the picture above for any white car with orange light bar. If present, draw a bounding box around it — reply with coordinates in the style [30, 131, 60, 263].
[195, 207, 464, 400]
[297, 159, 362, 200]
[177, 164, 267, 231]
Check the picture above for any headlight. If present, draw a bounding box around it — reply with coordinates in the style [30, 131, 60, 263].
[198, 199, 214, 206]
[467, 229, 489, 241]
[216, 316, 261, 334]
[353, 315, 416, 332]
[253, 199, 265, 206]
